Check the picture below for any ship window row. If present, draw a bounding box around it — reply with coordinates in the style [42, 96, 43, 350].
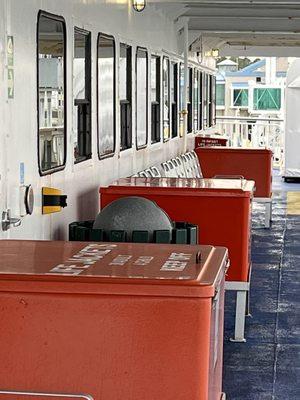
[37, 11, 216, 175]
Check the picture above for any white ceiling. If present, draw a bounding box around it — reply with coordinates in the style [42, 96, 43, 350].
[148, 0, 300, 55]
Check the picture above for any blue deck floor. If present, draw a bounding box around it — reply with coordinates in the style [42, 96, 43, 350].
[223, 171, 300, 400]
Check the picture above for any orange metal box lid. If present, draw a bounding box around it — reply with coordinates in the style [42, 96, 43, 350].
[0, 240, 228, 298]
[197, 147, 273, 155]
[103, 177, 255, 197]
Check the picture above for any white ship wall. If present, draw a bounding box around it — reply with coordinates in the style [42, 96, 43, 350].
[0, 0, 215, 240]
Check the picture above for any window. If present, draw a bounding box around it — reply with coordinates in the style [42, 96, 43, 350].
[163, 57, 170, 141]
[37, 11, 66, 174]
[233, 88, 249, 107]
[120, 43, 132, 150]
[179, 63, 184, 137]
[74, 28, 91, 163]
[97, 33, 115, 158]
[151, 55, 160, 143]
[206, 74, 211, 127]
[253, 88, 281, 110]
[193, 69, 199, 132]
[171, 62, 178, 138]
[199, 72, 203, 131]
[187, 67, 193, 133]
[208, 75, 214, 127]
[136, 47, 148, 149]
[203, 73, 207, 128]
[216, 83, 225, 107]
[211, 76, 216, 126]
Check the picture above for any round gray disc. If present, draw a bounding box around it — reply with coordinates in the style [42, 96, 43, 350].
[93, 196, 173, 241]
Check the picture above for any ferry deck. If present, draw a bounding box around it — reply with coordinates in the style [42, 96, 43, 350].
[224, 170, 300, 400]
[0, 1, 299, 399]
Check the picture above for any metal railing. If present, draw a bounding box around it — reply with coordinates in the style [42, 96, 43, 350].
[216, 115, 284, 166]
[0, 390, 94, 399]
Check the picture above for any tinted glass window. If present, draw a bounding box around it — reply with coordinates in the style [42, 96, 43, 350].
[97, 33, 115, 157]
[193, 70, 199, 131]
[171, 62, 178, 138]
[151, 55, 161, 143]
[179, 63, 184, 137]
[120, 43, 132, 102]
[136, 48, 148, 148]
[74, 28, 92, 163]
[233, 88, 249, 107]
[216, 83, 225, 106]
[38, 13, 66, 173]
[163, 57, 170, 141]
[253, 88, 281, 110]
[120, 43, 132, 150]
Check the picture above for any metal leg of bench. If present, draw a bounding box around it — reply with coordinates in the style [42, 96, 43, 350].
[264, 201, 272, 228]
[230, 290, 247, 342]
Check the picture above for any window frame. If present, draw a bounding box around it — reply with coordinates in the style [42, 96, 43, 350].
[206, 74, 211, 128]
[253, 86, 282, 111]
[171, 61, 179, 139]
[37, 10, 67, 176]
[211, 75, 217, 126]
[198, 71, 203, 131]
[162, 56, 171, 143]
[193, 68, 199, 133]
[208, 74, 214, 127]
[187, 67, 193, 134]
[119, 42, 133, 151]
[231, 87, 249, 109]
[216, 82, 225, 108]
[202, 72, 208, 129]
[150, 54, 161, 144]
[135, 46, 149, 150]
[97, 32, 116, 160]
[179, 62, 184, 138]
[73, 26, 92, 164]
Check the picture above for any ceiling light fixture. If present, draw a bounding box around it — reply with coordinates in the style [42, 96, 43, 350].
[132, 0, 146, 12]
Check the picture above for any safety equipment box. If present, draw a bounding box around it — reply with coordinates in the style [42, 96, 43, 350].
[0, 240, 228, 400]
[195, 147, 273, 228]
[100, 178, 254, 283]
[195, 147, 272, 198]
[100, 178, 255, 342]
[195, 135, 228, 148]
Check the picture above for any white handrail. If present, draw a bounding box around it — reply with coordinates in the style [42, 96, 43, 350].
[216, 116, 283, 123]
[0, 390, 94, 399]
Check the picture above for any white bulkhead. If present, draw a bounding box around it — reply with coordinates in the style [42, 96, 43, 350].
[0, 0, 216, 240]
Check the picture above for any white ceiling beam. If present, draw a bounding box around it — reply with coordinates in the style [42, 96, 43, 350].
[149, 0, 300, 6]
[219, 44, 300, 57]
[190, 30, 300, 35]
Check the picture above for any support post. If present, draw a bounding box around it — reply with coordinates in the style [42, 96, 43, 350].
[183, 20, 188, 154]
[230, 290, 247, 342]
[225, 280, 250, 343]
[253, 198, 272, 228]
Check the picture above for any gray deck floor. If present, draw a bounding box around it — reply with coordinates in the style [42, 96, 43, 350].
[223, 171, 300, 400]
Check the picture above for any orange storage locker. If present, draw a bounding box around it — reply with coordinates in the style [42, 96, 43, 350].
[101, 178, 254, 283]
[195, 147, 272, 198]
[100, 177, 255, 342]
[0, 240, 228, 400]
